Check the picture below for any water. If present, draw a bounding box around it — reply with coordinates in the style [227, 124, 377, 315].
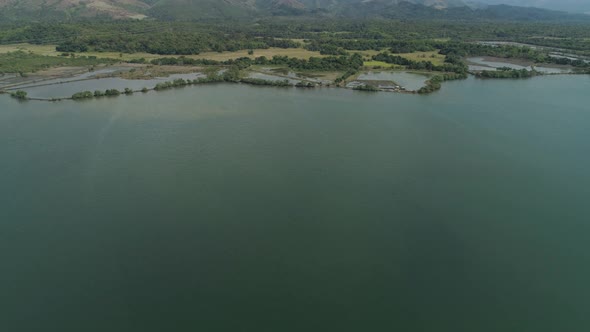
[468, 57, 529, 70]
[13, 73, 205, 99]
[467, 57, 573, 74]
[1, 76, 590, 332]
[357, 71, 429, 90]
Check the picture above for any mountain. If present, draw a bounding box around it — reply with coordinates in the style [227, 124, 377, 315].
[0, 0, 150, 20]
[0, 0, 588, 21]
[145, 0, 476, 20]
[480, 0, 590, 14]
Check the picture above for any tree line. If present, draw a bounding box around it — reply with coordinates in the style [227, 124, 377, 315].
[151, 53, 364, 72]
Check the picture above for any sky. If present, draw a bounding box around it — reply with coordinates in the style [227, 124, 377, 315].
[482, 0, 590, 13]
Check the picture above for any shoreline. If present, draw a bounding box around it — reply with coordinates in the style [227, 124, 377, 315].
[2, 59, 588, 103]
[3, 71, 588, 103]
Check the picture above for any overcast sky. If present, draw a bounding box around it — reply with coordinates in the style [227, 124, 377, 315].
[482, 0, 590, 13]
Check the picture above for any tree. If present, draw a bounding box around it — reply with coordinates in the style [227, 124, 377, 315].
[105, 89, 121, 96]
[71, 91, 93, 100]
[10, 90, 28, 100]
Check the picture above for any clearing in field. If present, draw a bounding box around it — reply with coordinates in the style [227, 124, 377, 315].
[0, 44, 61, 57]
[363, 61, 399, 68]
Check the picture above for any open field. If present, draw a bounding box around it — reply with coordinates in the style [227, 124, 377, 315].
[0, 51, 114, 74]
[0, 44, 62, 57]
[0, 44, 443, 66]
[363, 61, 399, 68]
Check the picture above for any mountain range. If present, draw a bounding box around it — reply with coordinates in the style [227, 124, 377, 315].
[0, 0, 588, 21]
[481, 0, 590, 14]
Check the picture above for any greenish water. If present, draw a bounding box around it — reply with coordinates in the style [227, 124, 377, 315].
[1, 76, 590, 332]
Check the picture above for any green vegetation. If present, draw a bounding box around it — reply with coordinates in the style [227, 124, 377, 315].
[440, 42, 590, 69]
[71, 91, 93, 100]
[3, 20, 589, 58]
[372, 52, 468, 74]
[10, 90, 27, 100]
[0, 51, 113, 74]
[353, 84, 380, 92]
[1, 0, 587, 23]
[476, 68, 541, 79]
[105, 89, 121, 96]
[334, 69, 358, 85]
[1, 18, 589, 101]
[295, 82, 317, 88]
[240, 78, 292, 87]
[154, 79, 190, 91]
[418, 73, 468, 94]
[152, 53, 364, 72]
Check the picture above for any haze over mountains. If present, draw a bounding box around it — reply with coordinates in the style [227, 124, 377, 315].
[0, 0, 588, 21]
[481, 0, 590, 14]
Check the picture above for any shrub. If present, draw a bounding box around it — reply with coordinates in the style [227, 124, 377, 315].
[72, 91, 94, 100]
[10, 90, 28, 100]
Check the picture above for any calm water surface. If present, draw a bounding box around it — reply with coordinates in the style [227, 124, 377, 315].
[1, 76, 590, 331]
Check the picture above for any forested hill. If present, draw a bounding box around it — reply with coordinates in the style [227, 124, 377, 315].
[0, 0, 588, 22]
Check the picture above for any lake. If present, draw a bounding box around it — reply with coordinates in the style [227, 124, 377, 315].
[1, 75, 590, 332]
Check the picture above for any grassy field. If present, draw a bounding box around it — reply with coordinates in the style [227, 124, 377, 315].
[392, 51, 446, 66]
[0, 44, 61, 56]
[0, 43, 443, 63]
[0, 50, 114, 74]
[359, 50, 446, 66]
[0, 43, 445, 77]
[363, 61, 398, 68]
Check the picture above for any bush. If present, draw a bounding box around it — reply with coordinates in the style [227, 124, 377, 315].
[353, 84, 379, 92]
[105, 89, 121, 96]
[72, 91, 94, 100]
[10, 90, 28, 100]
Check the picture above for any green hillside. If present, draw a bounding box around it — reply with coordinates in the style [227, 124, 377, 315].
[0, 0, 588, 22]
